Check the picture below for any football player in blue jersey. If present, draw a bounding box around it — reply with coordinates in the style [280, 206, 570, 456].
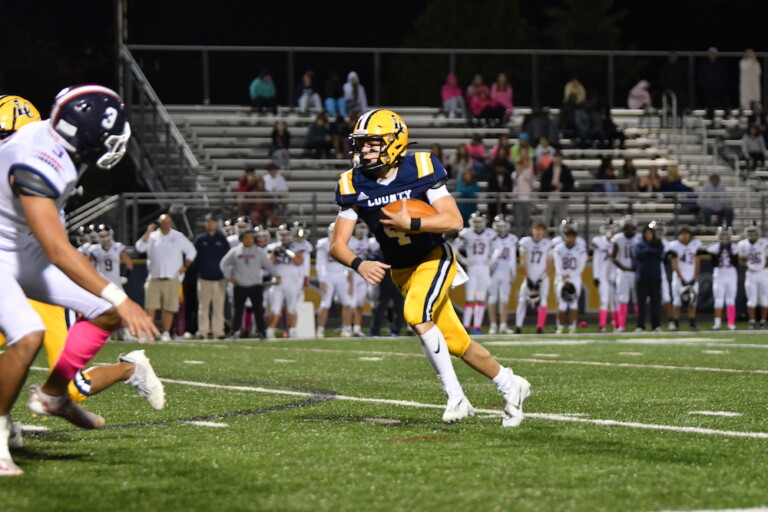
[330, 109, 530, 427]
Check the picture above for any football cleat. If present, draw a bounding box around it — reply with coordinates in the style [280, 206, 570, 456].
[488, 324, 498, 335]
[502, 374, 532, 428]
[120, 350, 165, 410]
[442, 395, 475, 424]
[27, 385, 105, 429]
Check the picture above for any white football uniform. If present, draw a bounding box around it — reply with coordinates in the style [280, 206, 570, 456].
[668, 239, 702, 307]
[707, 242, 738, 308]
[738, 237, 768, 307]
[591, 235, 616, 310]
[516, 236, 552, 326]
[267, 242, 303, 314]
[348, 235, 372, 308]
[89, 242, 126, 287]
[488, 234, 518, 305]
[291, 239, 313, 301]
[227, 233, 240, 248]
[553, 241, 588, 310]
[611, 232, 641, 303]
[0, 121, 113, 344]
[315, 236, 351, 309]
[454, 227, 496, 302]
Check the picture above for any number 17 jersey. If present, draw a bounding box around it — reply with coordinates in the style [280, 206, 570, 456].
[518, 236, 552, 281]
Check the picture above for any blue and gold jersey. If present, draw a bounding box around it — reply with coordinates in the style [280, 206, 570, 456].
[335, 153, 448, 269]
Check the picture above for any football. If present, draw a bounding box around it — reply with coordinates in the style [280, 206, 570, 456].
[382, 199, 437, 234]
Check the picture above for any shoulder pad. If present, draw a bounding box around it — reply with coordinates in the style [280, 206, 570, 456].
[10, 164, 60, 199]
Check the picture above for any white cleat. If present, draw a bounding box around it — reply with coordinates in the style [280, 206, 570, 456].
[340, 329, 353, 338]
[555, 326, 564, 334]
[488, 324, 498, 335]
[27, 385, 105, 429]
[499, 325, 511, 334]
[728, 324, 736, 331]
[159, 331, 172, 342]
[316, 329, 325, 338]
[120, 350, 165, 410]
[502, 375, 532, 428]
[441, 395, 475, 424]
[614, 326, 625, 333]
[712, 324, 721, 331]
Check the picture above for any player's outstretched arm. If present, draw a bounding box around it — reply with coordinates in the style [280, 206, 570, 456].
[331, 216, 389, 285]
[381, 197, 463, 234]
[20, 195, 158, 339]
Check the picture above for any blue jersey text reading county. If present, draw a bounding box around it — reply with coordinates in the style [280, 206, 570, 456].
[335, 152, 448, 269]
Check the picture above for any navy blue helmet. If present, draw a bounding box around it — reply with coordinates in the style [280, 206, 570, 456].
[50, 85, 130, 170]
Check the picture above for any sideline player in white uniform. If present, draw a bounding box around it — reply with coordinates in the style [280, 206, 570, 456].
[75, 225, 92, 257]
[0, 86, 158, 475]
[651, 220, 674, 328]
[668, 226, 702, 331]
[315, 222, 352, 337]
[707, 226, 739, 330]
[453, 211, 496, 334]
[515, 221, 552, 334]
[267, 224, 304, 338]
[610, 215, 640, 332]
[487, 215, 517, 334]
[291, 220, 313, 302]
[348, 221, 373, 336]
[591, 218, 617, 332]
[553, 222, 588, 333]
[89, 223, 135, 340]
[228, 216, 252, 248]
[737, 222, 768, 329]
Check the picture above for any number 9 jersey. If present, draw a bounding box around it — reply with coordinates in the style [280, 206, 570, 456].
[335, 152, 448, 268]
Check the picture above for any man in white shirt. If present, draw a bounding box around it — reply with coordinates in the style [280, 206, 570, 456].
[488, 215, 518, 334]
[668, 226, 703, 331]
[453, 211, 496, 334]
[135, 214, 197, 341]
[737, 222, 768, 329]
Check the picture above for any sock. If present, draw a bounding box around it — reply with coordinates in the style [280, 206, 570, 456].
[598, 309, 608, 328]
[537, 307, 548, 329]
[634, 304, 639, 315]
[473, 302, 485, 329]
[492, 366, 514, 396]
[353, 324, 361, 333]
[726, 305, 736, 325]
[618, 303, 629, 328]
[612, 311, 619, 327]
[499, 322, 507, 331]
[690, 319, 697, 327]
[53, 318, 110, 381]
[713, 317, 722, 328]
[418, 326, 464, 401]
[0, 415, 11, 459]
[463, 303, 474, 328]
[242, 312, 251, 333]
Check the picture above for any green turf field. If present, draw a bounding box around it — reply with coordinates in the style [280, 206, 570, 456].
[2, 330, 767, 512]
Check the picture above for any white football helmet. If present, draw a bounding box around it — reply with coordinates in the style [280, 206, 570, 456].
[469, 211, 487, 234]
[717, 225, 733, 243]
[235, 216, 253, 234]
[745, 221, 760, 243]
[276, 224, 292, 245]
[291, 220, 310, 241]
[599, 218, 616, 237]
[492, 215, 511, 237]
[559, 218, 578, 237]
[96, 223, 114, 246]
[354, 221, 369, 239]
[254, 225, 271, 247]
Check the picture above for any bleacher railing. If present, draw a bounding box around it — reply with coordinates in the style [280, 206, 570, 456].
[119, 44, 204, 194]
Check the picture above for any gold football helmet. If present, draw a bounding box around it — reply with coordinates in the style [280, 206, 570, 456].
[349, 109, 408, 179]
[0, 95, 41, 139]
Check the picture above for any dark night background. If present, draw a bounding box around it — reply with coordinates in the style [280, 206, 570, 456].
[1, 0, 764, 202]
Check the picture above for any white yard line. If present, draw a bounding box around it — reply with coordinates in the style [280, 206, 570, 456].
[159, 378, 768, 440]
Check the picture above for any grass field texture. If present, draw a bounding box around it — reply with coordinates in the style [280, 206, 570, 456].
[2, 331, 767, 512]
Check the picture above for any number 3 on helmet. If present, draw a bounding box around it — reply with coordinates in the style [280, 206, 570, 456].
[349, 109, 408, 179]
[49, 85, 131, 170]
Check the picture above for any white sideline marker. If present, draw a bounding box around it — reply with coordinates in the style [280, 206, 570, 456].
[184, 421, 229, 428]
[619, 352, 643, 356]
[160, 378, 768, 440]
[21, 424, 50, 432]
[702, 350, 729, 355]
[531, 353, 560, 358]
[183, 360, 206, 365]
[274, 359, 295, 363]
[359, 357, 384, 361]
[689, 411, 743, 417]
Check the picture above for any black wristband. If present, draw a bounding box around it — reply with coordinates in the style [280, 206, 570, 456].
[351, 257, 363, 272]
[410, 217, 421, 232]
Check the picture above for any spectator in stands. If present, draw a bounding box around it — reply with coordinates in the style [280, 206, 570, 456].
[469, 87, 505, 126]
[193, 214, 229, 340]
[748, 103, 768, 143]
[660, 51, 689, 113]
[628, 80, 652, 110]
[595, 157, 619, 195]
[523, 106, 556, 145]
[740, 49, 762, 111]
[564, 79, 586, 105]
[465, 74, 488, 104]
[262, 162, 289, 223]
[441, 73, 466, 119]
[540, 149, 574, 227]
[600, 105, 626, 149]
[429, 143, 446, 168]
[237, 166, 264, 219]
[295, 71, 322, 114]
[534, 136, 554, 173]
[741, 124, 767, 170]
[699, 47, 732, 120]
[662, 165, 697, 213]
[324, 71, 346, 118]
[270, 120, 291, 170]
[135, 214, 197, 342]
[638, 165, 663, 192]
[304, 113, 333, 158]
[699, 173, 734, 227]
[249, 70, 277, 114]
[560, 93, 582, 141]
[448, 143, 473, 180]
[330, 114, 354, 158]
[511, 132, 533, 162]
[455, 169, 479, 226]
[621, 158, 639, 192]
[466, 134, 488, 178]
[585, 97, 608, 148]
[573, 97, 592, 148]
[487, 146, 514, 220]
[512, 152, 535, 236]
[490, 134, 511, 161]
[344, 71, 368, 114]
[490, 72, 514, 119]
